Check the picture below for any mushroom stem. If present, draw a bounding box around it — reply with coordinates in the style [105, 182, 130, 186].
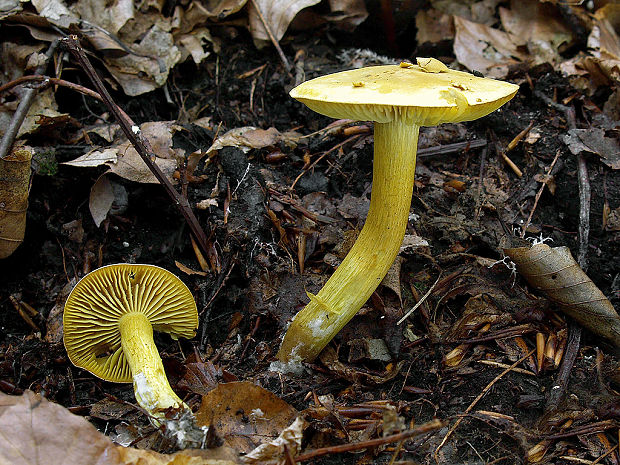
[277, 120, 420, 362]
[119, 312, 187, 419]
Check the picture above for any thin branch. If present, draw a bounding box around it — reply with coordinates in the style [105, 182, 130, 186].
[60, 36, 213, 259]
[0, 40, 59, 159]
[249, 0, 291, 72]
[295, 419, 443, 462]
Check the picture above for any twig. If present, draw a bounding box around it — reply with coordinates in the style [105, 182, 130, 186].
[475, 145, 487, 220]
[545, 321, 581, 411]
[434, 349, 535, 460]
[60, 36, 213, 258]
[0, 75, 133, 122]
[397, 274, 441, 325]
[295, 419, 443, 462]
[521, 149, 562, 238]
[534, 90, 586, 413]
[249, 0, 291, 72]
[0, 40, 59, 159]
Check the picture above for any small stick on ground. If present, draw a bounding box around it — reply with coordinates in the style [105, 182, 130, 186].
[60, 36, 214, 259]
[521, 149, 562, 238]
[434, 349, 535, 460]
[0, 40, 59, 159]
[296, 419, 443, 462]
[250, 0, 291, 72]
[535, 90, 587, 413]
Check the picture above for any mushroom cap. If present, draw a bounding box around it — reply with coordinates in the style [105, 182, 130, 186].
[290, 63, 519, 126]
[63, 264, 198, 383]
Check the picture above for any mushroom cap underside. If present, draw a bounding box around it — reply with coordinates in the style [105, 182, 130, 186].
[63, 264, 198, 383]
[290, 64, 519, 126]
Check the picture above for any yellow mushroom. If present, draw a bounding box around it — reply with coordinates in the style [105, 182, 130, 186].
[277, 60, 519, 365]
[63, 264, 198, 423]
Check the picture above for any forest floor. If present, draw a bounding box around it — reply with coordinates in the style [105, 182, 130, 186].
[1, 1, 620, 464]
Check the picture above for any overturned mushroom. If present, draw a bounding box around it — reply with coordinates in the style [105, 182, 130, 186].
[277, 59, 519, 364]
[63, 263, 206, 445]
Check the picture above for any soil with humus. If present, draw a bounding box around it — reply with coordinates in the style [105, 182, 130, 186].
[1, 14, 619, 465]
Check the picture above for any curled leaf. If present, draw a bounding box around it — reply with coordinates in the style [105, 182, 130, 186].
[0, 147, 32, 258]
[504, 243, 620, 346]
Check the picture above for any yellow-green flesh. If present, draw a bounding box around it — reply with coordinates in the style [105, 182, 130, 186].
[276, 120, 419, 362]
[119, 312, 187, 418]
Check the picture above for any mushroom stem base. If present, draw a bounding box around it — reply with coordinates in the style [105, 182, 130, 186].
[277, 121, 420, 363]
[119, 312, 187, 421]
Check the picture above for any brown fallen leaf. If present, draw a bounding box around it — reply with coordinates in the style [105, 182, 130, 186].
[196, 381, 298, 453]
[504, 243, 620, 347]
[499, 0, 573, 66]
[0, 390, 240, 465]
[248, 0, 321, 44]
[453, 15, 525, 78]
[0, 390, 120, 465]
[205, 126, 300, 156]
[89, 173, 115, 227]
[0, 146, 32, 259]
[242, 416, 304, 464]
[64, 121, 184, 184]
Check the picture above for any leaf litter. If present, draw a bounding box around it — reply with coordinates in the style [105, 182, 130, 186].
[1, 0, 620, 464]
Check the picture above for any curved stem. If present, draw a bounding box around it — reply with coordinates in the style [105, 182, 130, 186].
[119, 313, 186, 419]
[277, 120, 420, 363]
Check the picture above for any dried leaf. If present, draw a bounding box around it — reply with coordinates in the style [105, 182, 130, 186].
[453, 15, 525, 78]
[499, 0, 573, 66]
[319, 346, 404, 384]
[504, 243, 620, 347]
[0, 390, 121, 465]
[243, 417, 305, 464]
[175, 261, 209, 277]
[563, 128, 620, 170]
[0, 146, 31, 259]
[30, 0, 78, 28]
[63, 148, 118, 168]
[104, 25, 182, 96]
[89, 174, 115, 227]
[75, 0, 133, 35]
[206, 127, 299, 155]
[0, 391, 241, 464]
[196, 382, 298, 453]
[590, 4, 620, 61]
[64, 121, 183, 184]
[416, 9, 454, 44]
[324, 0, 368, 31]
[248, 0, 320, 43]
[381, 256, 403, 303]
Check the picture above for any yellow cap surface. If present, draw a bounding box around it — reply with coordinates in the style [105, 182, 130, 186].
[290, 63, 519, 126]
[63, 264, 198, 383]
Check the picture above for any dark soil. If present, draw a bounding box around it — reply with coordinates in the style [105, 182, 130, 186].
[1, 22, 619, 465]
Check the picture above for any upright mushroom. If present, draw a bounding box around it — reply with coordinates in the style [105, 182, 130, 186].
[63, 264, 198, 425]
[277, 59, 518, 364]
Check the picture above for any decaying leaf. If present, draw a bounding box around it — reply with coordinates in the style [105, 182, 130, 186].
[499, 0, 573, 66]
[89, 173, 115, 227]
[319, 346, 404, 384]
[0, 391, 241, 464]
[64, 121, 184, 184]
[590, 4, 620, 61]
[453, 15, 525, 78]
[0, 146, 32, 259]
[563, 128, 620, 170]
[0, 390, 120, 465]
[504, 243, 620, 347]
[242, 416, 305, 464]
[248, 0, 321, 43]
[416, 8, 454, 45]
[206, 126, 300, 155]
[196, 381, 298, 453]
